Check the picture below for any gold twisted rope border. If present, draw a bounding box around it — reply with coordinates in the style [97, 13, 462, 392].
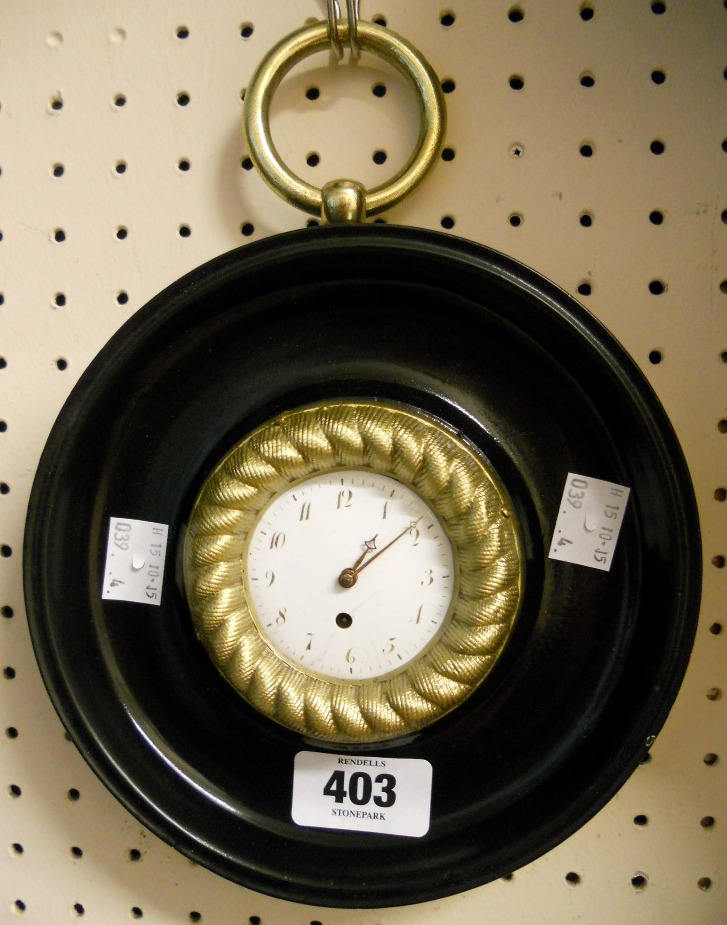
[184, 401, 523, 742]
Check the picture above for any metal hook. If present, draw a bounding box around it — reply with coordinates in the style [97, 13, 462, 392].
[327, 0, 361, 60]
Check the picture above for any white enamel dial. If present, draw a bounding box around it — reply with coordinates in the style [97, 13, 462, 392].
[245, 469, 456, 681]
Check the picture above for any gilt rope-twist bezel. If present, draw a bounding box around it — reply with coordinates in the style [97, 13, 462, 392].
[184, 400, 523, 742]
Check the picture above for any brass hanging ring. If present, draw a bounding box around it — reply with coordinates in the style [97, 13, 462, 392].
[243, 20, 446, 219]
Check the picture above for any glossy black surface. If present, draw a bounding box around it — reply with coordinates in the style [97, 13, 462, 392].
[24, 225, 701, 907]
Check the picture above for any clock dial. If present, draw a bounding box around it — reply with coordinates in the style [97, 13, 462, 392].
[245, 470, 456, 681]
[184, 399, 523, 743]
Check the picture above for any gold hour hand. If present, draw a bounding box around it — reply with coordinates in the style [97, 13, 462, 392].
[338, 518, 421, 588]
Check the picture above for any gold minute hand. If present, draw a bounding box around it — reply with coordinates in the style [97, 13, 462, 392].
[338, 518, 421, 588]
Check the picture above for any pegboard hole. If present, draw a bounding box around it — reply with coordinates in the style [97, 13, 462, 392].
[510, 143, 525, 158]
[648, 279, 667, 295]
[178, 159, 191, 172]
[704, 752, 719, 765]
[651, 1, 667, 12]
[710, 622, 723, 634]
[305, 86, 320, 101]
[509, 213, 523, 227]
[372, 15, 387, 27]
[13, 899, 26, 914]
[115, 226, 128, 240]
[713, 555, 726, 569]
[3, 667, 16, 680]
[719, 419, 727, 434]
[56, 357, 68, 371]
[579, 212, 593, 227]
[0, 483, 9, 495]
[131, 907, 144, 919]
[0, 545, 12, 558]
[53, 228, 66, 243]
[178, 225, 192, 238]
[721, 351, 727, 363]
[706, 687, 722, 700]
[650, 139, 666, 155]
[714, 488, 726, 502]
[0, 422, 7, 434]
[633, 814, 649, 825]
[116, 291, 129, 305]
[113, 94, 127, 108]
[698, 877, 713, 891]
[176, 26, 189, 39]
[631, 873, 648, 890]
[372, 82, 387, 98]
[248, 918, 261, 925]
[509, 75, 525, 90]
[240, 23, 254, 39]
[50, 95, 63, 112]
[565, 871, 581, 886]
[67, 788, 80, 801]
[580, 72, 596, 88]
[10, 843, 23, 855]
[0, 358, 6, 370]
[240, 156, 254, 171]
[176, 92, 190, 107]
[579, 3, 595, 21]
[441, 216, 455, 229]
[52, 163, 65, 178]
[579, 143, 594, 157]
[577, 281, 592, 296]
[648, 350, 663, 364]
[8, 784, 21, 797]
[240, 223, 255, 237]
[700, 815, 715, 829]
[115, 161, 127, 175]
[373, 150, 387, 165]
[306, 152, 320, 167]
[649, 209, 664, 224]
[128, 848, 142, 862]
[508, 6, 525, 22]
[189, 914, 201, 924]
[651, 69, 667, 84]
[72, 903, 85, 917]
[1, 606, 13, 618]
[6, 726, 19, 739]
[441, 147, 456, 162]
[70, 846, 84, 858]
[440, 11, 456, 27]
[441, 79, 456, 93]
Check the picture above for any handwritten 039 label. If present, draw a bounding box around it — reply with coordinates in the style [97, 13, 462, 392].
[102, 517, 169, 605]
[291, 751, 433, 838]
[549, 473, 631, 571]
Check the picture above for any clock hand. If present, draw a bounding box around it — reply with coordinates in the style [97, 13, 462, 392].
[338, 518, 421, 588]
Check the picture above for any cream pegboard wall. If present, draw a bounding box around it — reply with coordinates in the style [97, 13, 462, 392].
[1, 0, 725, 922]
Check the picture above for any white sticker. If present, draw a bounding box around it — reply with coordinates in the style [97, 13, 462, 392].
[291, 751, 432, 838]
[549, 473, 630, 571]
[102, 517, 169, 605]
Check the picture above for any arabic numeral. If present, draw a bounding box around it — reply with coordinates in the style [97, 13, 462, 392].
[269, 531, 286, 549]
[322, 770, 397, 808]
[349, 772, 373, 806]
[566, 477, 588, 509]
[323, 770, 347, 803]
[113, 521, 132, 550]
[299, 502, 311, 521]
[337, 489, 353, 510]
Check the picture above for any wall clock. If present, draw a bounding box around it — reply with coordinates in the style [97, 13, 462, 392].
[23, 9, 701, 909]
